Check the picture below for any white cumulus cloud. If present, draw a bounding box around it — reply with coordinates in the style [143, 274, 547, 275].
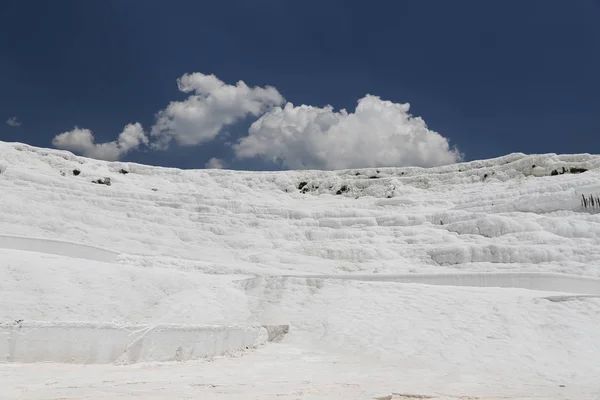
[205, 157, 227, 169]
[234, 95, 462, 170]
[150, 73, 284, 149]
[50, 72, 462, 170]
[6, 116, 21, 127]
[52, 123, 148, 161]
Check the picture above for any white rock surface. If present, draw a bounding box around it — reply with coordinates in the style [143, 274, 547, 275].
[1, 141, 600, 399]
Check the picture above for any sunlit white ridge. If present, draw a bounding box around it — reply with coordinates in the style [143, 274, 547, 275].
[1, 140, 600, 399]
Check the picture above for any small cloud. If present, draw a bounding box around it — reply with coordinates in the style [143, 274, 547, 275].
[150, 72, 284, 149]
[52, 123, 148, 161]
[205, 157, 226, 169]
[6, 116, 21, 127]
[234, 95, 462, 170]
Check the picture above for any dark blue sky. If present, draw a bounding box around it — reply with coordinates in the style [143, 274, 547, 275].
[1, 0, 600, 170]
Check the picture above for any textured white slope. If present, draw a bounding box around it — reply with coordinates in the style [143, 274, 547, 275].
[1, 141, 600, 399]
[0, 249, 250, 324]
[2, 142, 600, 277]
